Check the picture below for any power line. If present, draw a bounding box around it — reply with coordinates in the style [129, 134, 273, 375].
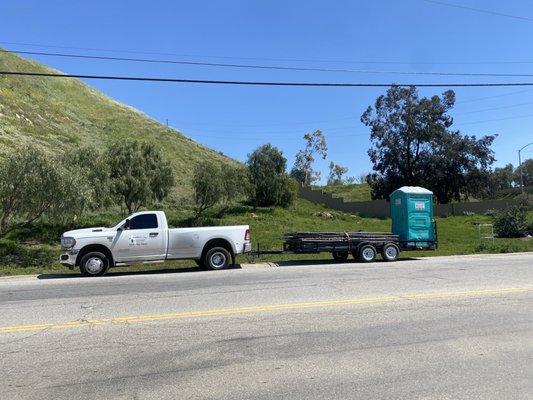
[3, 71, 533, 87]
[457, 113, 533, 126]
[7, 49, 533, 78]
[455, 101, 533, 115]
[3, 40, 533, 66]
[456, 88, 532, 104]
[420, 0, 533, 22]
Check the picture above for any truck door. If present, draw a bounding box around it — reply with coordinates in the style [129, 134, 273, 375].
[113, 213, 166, 262]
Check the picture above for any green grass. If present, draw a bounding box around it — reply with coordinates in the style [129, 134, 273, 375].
[315, 183, 372, 202]
[0, 50, 237, 200]
[2, 199, 531, 276]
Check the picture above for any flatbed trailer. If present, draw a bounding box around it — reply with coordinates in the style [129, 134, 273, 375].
[247, 187, 438, 263]
[248, 224, 437, 263]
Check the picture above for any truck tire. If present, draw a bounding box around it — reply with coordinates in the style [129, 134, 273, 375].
[358, 244, 377, 263]
[79, 251, 110, 277]
[381, 243, 400, 262]
[332, 251, 349, 262]
[203, 247, 232, 270]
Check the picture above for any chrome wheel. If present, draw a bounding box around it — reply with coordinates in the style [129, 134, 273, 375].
[85, 257, 104, 274]
[362, 248, 375, 261]
[385, 246, 398, 259]
[210, 252, 226, 268]
[359, 245, 376, 262]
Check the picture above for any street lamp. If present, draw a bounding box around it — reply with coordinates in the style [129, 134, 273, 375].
[518, 142, 533, 193]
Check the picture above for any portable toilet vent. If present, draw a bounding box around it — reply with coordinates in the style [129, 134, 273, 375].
[390, 186, 436, 249]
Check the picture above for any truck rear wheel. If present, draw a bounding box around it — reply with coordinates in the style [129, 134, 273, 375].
[203, 247, 232, 270]
[79, 251, 109, 277]
[332, 251, 348, 262]
[358, 245, 377, 263]
[381, 243, 400, 262]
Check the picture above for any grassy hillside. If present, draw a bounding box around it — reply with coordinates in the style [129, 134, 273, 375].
[315, 183, 373, 202]
[2, 198, 531, 276]
[0, 50, 236, 199]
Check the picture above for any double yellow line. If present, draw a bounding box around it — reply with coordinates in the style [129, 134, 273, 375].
[1, 286, 531, 334]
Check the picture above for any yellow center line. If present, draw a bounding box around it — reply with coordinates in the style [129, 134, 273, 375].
[1, 286, 531, 334]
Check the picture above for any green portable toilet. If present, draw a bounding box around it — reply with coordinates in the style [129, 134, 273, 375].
[390, 186, 435, 248]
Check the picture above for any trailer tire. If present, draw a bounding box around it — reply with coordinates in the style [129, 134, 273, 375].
[381, 243, 400, 262]
[203, 247, 232, 270]
[332, 251, 349, 262]
[358, 244, 377, 263]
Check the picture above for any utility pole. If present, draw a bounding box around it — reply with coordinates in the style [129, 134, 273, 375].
[518, 142, 533, 193]
[165, 119, 169, 127]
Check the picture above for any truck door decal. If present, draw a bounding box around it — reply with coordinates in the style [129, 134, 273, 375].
[129, 235, 148, 246]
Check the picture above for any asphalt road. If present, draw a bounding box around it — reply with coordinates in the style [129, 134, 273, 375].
[1, 253, 532, 399]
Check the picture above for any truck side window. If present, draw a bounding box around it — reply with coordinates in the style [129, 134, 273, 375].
[129, 214, 158, 230]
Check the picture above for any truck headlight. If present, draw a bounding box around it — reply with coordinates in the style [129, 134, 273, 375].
[61, 237, 76, 250]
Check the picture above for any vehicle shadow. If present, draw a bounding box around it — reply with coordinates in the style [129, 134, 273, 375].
[37, 264, 244, 279]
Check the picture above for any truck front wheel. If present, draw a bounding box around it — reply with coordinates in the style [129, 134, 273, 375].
[203, 247, 232, 270]
[79, 252, 110, 277]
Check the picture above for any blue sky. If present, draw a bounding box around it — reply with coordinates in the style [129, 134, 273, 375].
[2, 0, 533, 182]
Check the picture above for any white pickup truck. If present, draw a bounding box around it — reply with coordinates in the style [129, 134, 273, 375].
[60, 211, 251, 276]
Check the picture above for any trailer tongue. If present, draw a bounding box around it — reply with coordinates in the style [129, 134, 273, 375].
[247, 186, 437, 263]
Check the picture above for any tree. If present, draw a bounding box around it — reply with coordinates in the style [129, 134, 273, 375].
[247, 144, 295, 207]
[361, 85, 496, 203]
[492, 164, 515, 191]
[327, 162, 349, 185]
[290, 130, 328, 185]
[515, 158, 533, 187]
[0, 146, 94, 236]
[107, 141, 174, 214]
[66, 146, 112, 209]
[192, 162, 250, 219]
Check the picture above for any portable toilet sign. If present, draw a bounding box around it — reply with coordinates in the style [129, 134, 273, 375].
[390, 186, 437, 249]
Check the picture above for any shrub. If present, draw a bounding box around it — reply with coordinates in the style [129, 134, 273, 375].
[107, 140, 174, 214]
[0, 239, 58, 267]
[527, 217, 533, 235]
[0, 145, 95, 237]
[247, 144, 295, 208]
[493, 206, 527, 238]
[192, 162, 250, 219]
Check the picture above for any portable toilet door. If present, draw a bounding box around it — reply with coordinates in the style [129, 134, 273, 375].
[390, 186, 435, 248]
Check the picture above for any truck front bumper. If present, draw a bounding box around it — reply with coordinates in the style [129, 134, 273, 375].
[59, 250, 79, 268]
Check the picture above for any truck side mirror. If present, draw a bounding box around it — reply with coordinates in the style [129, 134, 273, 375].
[123, 219, 130, 230]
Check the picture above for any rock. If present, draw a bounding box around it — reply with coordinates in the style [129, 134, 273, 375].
[313, 211, 334, 219]
[250, 213, 259, 219]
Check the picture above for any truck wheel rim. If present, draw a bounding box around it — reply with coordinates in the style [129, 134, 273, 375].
[385, 246, 398, 259]
[362, 248, 375, 261]
[211, 252, 226, 267]
[85, 257, 103, 274]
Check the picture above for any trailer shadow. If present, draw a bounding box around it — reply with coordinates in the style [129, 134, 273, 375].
[273, 257, 419, 267]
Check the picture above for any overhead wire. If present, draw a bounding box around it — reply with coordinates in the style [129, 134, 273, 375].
[5, 49, 533, 78]
[3, 41, 533, 65]
[420, 0, 533, 22]
[3, 71, 533, 87]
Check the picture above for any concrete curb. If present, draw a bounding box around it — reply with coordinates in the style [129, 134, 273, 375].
[0, 274, 39, 280]
[240, 262, 278, 269]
